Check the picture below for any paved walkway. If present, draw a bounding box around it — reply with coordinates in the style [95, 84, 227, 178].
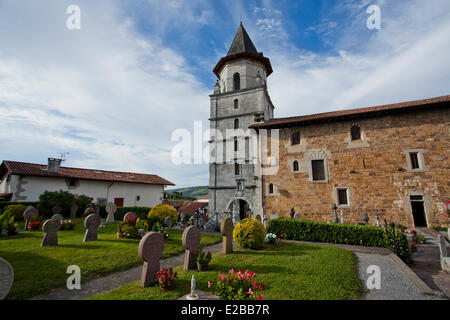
[409, 230, 450, 297]
[31, 242, 223, 300]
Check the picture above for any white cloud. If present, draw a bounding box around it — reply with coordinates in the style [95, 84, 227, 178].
[0, 0, 210, 187]
[257, 0, 450, 117]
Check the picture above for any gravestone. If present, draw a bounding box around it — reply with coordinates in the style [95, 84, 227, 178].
[84, 207, 96, 217]
[105, 202, 117, 224]
[41, 219, 61, 247]
[221, 218, 233, 254]
[123, 212, 137, 222]
[255, 215, 261, 222]
[438, 234, 448, 258]
[164, 215, 174, 228]
[182, 226, 201, 270]
[23, 207, 39, 231]
[52, 206, 62, 216]
[52, 214, 64, 223]
[0, 257, 14, 300]
[138, 232, 164, 287]
[363, 213, 370, 226]
[83, 214, 101, 242]
[70, 204, 78, 219]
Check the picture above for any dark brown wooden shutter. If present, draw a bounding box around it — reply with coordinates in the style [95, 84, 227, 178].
[338, 189, 348, 205]
[312, 160, 325, 181]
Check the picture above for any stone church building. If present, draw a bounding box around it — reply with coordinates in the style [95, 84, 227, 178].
[209, 23, 449, 228]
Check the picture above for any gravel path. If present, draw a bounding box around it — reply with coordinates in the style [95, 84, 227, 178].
[355, 252, 444, 300]
[31, 242, 223, 300]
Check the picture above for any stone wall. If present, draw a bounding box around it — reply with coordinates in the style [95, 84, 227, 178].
[263, 108, 450, 228]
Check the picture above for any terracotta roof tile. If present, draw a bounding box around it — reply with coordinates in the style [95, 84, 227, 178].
[0, 160, 175, 186]
[250, 94, 450, 129]
[163, 200, 208, 215]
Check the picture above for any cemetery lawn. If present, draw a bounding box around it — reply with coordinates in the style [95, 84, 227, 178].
[0, 218, 221, 300]
[90, 242, 364, 300]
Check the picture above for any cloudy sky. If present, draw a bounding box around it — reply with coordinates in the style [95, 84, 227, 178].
[0, 0, 449, 188]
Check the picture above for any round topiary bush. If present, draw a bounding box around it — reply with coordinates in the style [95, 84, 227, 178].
[148, 204, 177, 224]
[233, 218, 266, 249]
[3, 204, 27, 221]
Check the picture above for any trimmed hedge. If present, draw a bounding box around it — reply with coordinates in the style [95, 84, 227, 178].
[267, 218, 411, 263]
[115, 207, 152, 221]
[0, 201, 38, 214]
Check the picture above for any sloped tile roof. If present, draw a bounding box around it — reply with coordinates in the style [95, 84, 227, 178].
[0, 160, 175, 186]
[250, 94, 450, 129]
[163, 200, 208, 215]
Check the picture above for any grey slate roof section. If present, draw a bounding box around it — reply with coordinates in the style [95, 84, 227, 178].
[227, 22, 260, 56]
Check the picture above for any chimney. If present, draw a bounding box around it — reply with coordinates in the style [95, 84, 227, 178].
[47, 158, 62, 174]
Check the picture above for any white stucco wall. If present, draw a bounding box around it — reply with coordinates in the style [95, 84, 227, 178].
[8, 175, 164, 207]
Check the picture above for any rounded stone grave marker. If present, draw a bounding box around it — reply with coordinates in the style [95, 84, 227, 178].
[123, 212, 137, 222]
[83, 214, 101, 242]
[182, 226, 201, 270]
[84, 207, 96, 217]
[23, 207, 39, 231]
[221, 218, 234, 254]
[41, 219, 61, 247]
[105, 203, 117, 224]
[164, 215, 174, 228]
[70, 204, 78, 219]
[0, 257, 14, 300]
[138, 232, 165, 287]
[52, 214, 64, 222]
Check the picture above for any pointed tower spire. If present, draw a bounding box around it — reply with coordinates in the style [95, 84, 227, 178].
[227, 22, 259, 56]
[213, 23, 273, 78]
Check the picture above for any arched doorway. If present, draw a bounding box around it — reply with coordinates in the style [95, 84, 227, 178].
[227, 198, 252, 223]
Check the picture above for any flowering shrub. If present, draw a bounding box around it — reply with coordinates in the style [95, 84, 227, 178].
[0, 211, 18, 236]
[148, 204, 177, 224]
[209, 269, 265, 300]
[156, 267, 177, 290]
[60, 220, 77, 231]
[195, 248, 212, 265]
[233, 218, 266, 249]
[28, 216, 44, 231]
[3, 204, 27, 220]
[265, 233, 277, 244]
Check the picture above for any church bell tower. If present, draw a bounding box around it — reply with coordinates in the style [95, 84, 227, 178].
[208, 23, 275, 226]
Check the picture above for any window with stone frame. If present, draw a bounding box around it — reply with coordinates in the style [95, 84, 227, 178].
[233, 73, 240, 91]
[409, 152, 420, 169]
[291, 131, 300, 145]
[351, 125, 361, 141]
[234, 99, 239, 109]
[234, 118, 239, 129]
[234, 162, 240, 175]
[293, 160, 299, 172]
[234, 137, 238, 152]
[337, 188, 348, 206]
[311, 160, 326, 181]
[269, 183, 274, 194]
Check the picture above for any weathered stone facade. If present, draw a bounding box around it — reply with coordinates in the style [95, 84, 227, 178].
[262, 108, 450, 228]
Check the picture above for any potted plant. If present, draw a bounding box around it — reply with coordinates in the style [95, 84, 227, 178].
[265, 233, 277, 244]
[156, 267, 177, 290]
[196, 248, 212, 271]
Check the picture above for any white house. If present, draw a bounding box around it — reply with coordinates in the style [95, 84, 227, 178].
[0, 159, 175, 207]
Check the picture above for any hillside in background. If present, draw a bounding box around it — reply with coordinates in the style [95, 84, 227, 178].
[166, 186, 208, 198]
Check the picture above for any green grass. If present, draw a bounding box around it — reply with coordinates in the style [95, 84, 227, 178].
[0, 218, 221, 300]
[90, 243, 363, 300]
